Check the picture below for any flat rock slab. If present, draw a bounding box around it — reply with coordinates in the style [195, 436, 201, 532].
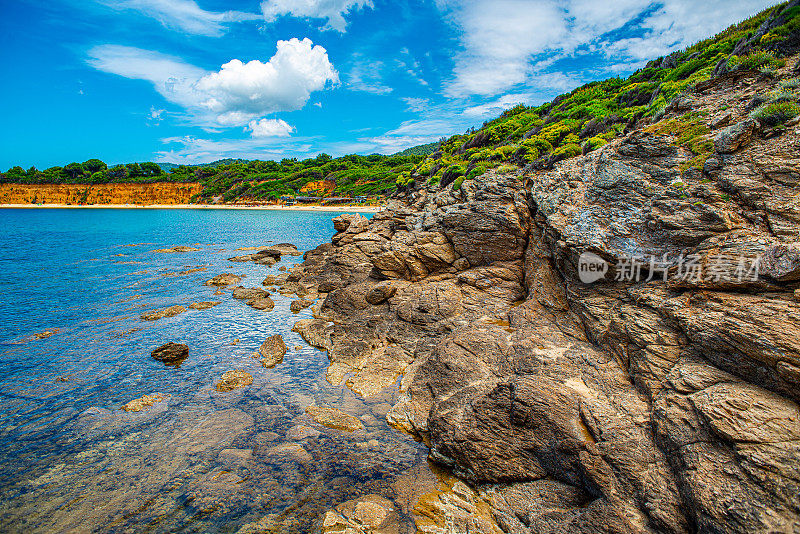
[140, 305, 186, 321]
[188, 301, 220, 310]
[215, 370, 253, 392]
[232, 286, 269, 300]
[151, 342, 189, 365]
[306, 405, 364, 432]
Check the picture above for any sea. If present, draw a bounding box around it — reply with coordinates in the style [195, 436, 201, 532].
[0, 208, 429, 533]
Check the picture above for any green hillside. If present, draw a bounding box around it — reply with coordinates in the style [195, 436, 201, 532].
[2, 2, 798, 202]
[398, 1, 800, 191]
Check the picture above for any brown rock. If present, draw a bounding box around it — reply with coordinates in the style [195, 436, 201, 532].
[151, 342, 189, 365]
[140, 305, 186, 321]
[248, 296, 275, 310]
[121, 393, 165, 412]
[188, 301, 220, 310]
[205, 273, 243, 286]
[153, 245, 201, 253]
[232, 286, 269, 300]
[259, 335, 287, 368]
[290, 299, 313, 313]
[306, 405, 364, 432]
[215, 370, 253, 392]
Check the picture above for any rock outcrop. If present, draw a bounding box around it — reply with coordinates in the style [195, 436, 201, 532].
[297, 62, 800, 533]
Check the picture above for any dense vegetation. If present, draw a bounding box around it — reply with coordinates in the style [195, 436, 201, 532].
[398, 1, 800, 191]
[0, 153, 425, 202]
[2, 2, 798, 202]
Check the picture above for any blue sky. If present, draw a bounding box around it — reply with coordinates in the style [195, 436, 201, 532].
[0, 0, 778, 169]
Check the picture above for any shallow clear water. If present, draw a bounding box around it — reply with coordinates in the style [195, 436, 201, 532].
[0, 208, 427, 533]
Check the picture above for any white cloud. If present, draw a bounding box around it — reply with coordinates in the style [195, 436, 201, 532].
[246, 118, 295, 137]
[462, 93, 533, 118]
[87, 38, 338, 127]
[102, 0, 260, 37]
[156, 135, 313, 164]
[332, 118, 452, 155]
[437, 0, 775, 97]
[402, 97, 430, 112]
[347, 57, 393, 94]
[196, 38, 339, 118]
[261, 0, 373, 32]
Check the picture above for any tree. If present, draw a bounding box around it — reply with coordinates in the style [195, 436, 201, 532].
[6, 166, 25, 181]
[63, 162, 85, 181]
[140, 161, 163, 176]
[83, 159, 107, 174]
[108, 165, 128, 181]
[91, 170, 110, 183]
[126, 163, 142, 178]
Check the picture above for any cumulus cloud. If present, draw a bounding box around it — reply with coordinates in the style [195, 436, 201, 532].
[437, 0, 775, 97]
[196, 38, 339, 119]
[261, 0, 373, 32]
[102, 0, 260, 37]
[246, 118, 295, 137]
[87, 38, 338, 128]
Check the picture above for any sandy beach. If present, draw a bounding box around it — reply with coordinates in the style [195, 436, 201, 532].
[0, 203, 382, 213]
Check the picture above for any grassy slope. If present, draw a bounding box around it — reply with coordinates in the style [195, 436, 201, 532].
[400, 1, 799, 192]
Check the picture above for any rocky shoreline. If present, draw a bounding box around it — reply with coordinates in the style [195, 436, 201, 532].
[281, 59, 800, 533]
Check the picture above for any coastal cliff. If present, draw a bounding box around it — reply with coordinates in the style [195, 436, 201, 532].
[289, 54, 800, 532]
[0, 182, 202, 205]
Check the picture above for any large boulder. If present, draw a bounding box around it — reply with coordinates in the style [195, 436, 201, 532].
[259, 335, 287, 368]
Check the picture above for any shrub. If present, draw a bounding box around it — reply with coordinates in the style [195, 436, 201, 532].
[496, 164, 517, 174]
[553, 143, 582, 160]
[779, 78, 800, 90]
[750, 101, 800, 126]
[728, 51, 785, 71]
[466, 164, 488, 180]
[452, 176, 465, 190]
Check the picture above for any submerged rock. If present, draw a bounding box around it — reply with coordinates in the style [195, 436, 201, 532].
[305, 405, 364, 432]
[31, 329, 59, 340]
[140, 305, 186, 321]
[259, 334, 287, 368]
[152, 245, 202, 253]
[150, 342, 189, 365]
[188, 301, 221, 310]
[215, 370, 253, 392]
[204, 273, 243, 286]
[321, 494, 400, 534]
[261, 443, 312, 464]
[121, 393, 165, 412]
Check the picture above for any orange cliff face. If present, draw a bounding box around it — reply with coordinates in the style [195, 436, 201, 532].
[0, 182, 204, 205]
[299, 180, 336, 196]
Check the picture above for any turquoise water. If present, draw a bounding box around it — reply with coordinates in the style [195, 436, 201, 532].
[0, 209, 424, 533]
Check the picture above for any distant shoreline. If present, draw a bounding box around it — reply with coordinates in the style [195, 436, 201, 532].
[0, 203, 382, 213]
